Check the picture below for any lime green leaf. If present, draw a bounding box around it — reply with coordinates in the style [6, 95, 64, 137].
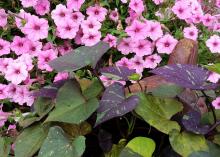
[169, 130, 209, 157]
[135, 93, 183, 134]
[38, 126, 73, 157]
[120, 137, 155, 157]
[0, 137, 11, 157]
[15, 124, 49, 157]
[45, 98, 99, 124]
[72, 136, 86, 157]
[205, 63, 220, 74]
[105, 139, 127, 157]
[128, 73, 141, 81]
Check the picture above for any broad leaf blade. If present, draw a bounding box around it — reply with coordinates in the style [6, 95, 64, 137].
[38, 126, 73, 157]
[49, 42, 110, 72]
[151, 64, 217, 90]
[0, 137, 11, 157]
[15, 124, 48, 157]
[135, 93, 183, 134]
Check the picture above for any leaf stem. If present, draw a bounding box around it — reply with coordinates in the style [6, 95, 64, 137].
[201, 90, 217, 124]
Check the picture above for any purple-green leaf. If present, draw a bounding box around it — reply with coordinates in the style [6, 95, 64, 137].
[150, 64, 217, 90]
[100, 66, 136, 81]
[33, 79, 67, 99]
[49, 42, 110, 72]
[182, 111, 210, 135]
[95, 83, 139, 127]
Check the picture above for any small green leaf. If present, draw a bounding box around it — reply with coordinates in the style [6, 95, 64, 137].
[128, 73, 141, 81]
[205, 63, 220, 74]
[105, 139, 127, 157]
[34, 97, 53, 117]
[15, 124, 49, 157]
[135, 93, 183, 134]
[72, 136, 86, 157]
[213, 134, 220, 146]
[120, 137, 156, 157]
[169, 130, 209, 157]
[82, 78, 103, 99]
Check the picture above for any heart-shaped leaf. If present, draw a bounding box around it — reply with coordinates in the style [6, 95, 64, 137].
[169, 130, 208, 157]
[150, 64, 217, 90]
[120, 137, 156, 157]
[49, 42, 110, 72]
[182, 111, 210, 135]
[38, 126, 72, 157]
[95, 83, 139, 126]
[100, 66, 136, 81]
[15, 124, 49, 157]
[135, 93, 183, 134]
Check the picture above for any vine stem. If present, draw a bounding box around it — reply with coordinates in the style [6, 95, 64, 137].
[201, 90, 217, 124]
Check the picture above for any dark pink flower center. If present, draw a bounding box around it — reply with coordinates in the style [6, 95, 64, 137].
[18, 42, 23, 47]
[33, 25, 41, 31]
[89, 35, 95, 39]
[164, 42, 170, 47]
[0, 45, 3, 50]
[59, 12, 66, 17]
[94, 10, 100, 15]
[213, 42, 218, 47]
[0, 90, 3, 94]
[31, 46, 36, 51]
[135, 61, 141, 65]
[88, 23, 94, 28]
[45, 57, 50, 62]
[72, 14, 78, 20]
[134, 27, 140, 33]
[189, 31, 195, 36]
[150, 58, 156, 62]
[138, 44, 144, 49]
[65, 26, 72, 31]
[178, 8, 184, 14]
[15, 69, 20, 74]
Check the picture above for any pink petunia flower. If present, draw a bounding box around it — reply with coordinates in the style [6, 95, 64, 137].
[183, 26, 198, 41]
[117, 38, 133, 55]
[153, 0, 164, 5]
[145, 20, 163, 41]
[144, 54, 162, 69]
[0, 58, 13, 74]
[132, 39, 152, 56]
[57, 41, 73, 55]
[81, 31, 101, 46]
[206, 35, 220, 53]
[109, 9, 119, 22]
[74, 28, 84, 45]
[0, 38, 10, 56]
[51, 4, 71, 25]
[15, 9, 32, 29]
[23, 16, 49, 41]
[70, 12, 85, 24]
[212, 97, 220, 109]
[5, 61, 28, 85]
[0, 84, 8, 99]
[57, 20, 79, 39]
[86, 5, 108, 22]
[38, 49, 57, 72]
[81, 17, 101, 33]
[192, 14, 202, 24]
[207, 72, 220, 83]
[27, 40, 42, 57]
[129, 0, 145, 15]
[130, 55, 145, 74]
[54, 72, 69, 82]
[34, 0, 50, 16]
[13, 86, 34, 106]
[0, 9, 7, 28]
[103, 34, 117, 48]
[115, 57, 132, 68]
[16, 54, 34, 71]
[125, 20, 148, 40]
[67, 0, 85, 11]
[202, 14, 215, 27]
[19, 0, 37, 8]
[172, 1, 192, 20]
[156, 34, 178, 54]
[10, 36, 29, 55]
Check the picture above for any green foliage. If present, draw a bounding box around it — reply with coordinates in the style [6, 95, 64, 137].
[0, 137, 11, 157]
[169, 130, 209, 157]
[205, 63, 220, 74]
[120, 137, 156, 157]
[135, 93, 183, 134]
[14, 124, 49, 157]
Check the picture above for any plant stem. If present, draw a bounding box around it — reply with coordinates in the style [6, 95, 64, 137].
[201, 90, 217, 124]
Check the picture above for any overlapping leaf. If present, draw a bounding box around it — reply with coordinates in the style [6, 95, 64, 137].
[33, 79, 67, 99]
[95, 82, 139, 126]
[49, 42, 110, 72]
[150, 64, 217, 90]
[182, 111, 210, 135]
[100, 66, 136, 81]
[135, 93, 183, 134]
[205, 63, 220, 74]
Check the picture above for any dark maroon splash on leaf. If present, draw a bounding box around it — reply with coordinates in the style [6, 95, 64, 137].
[182, 111, 210, 135]
[100, 66, 136, 81]
[32, 79, 67, 99]
[150, 64, 217, 90]
[95, 82, 139, 127]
